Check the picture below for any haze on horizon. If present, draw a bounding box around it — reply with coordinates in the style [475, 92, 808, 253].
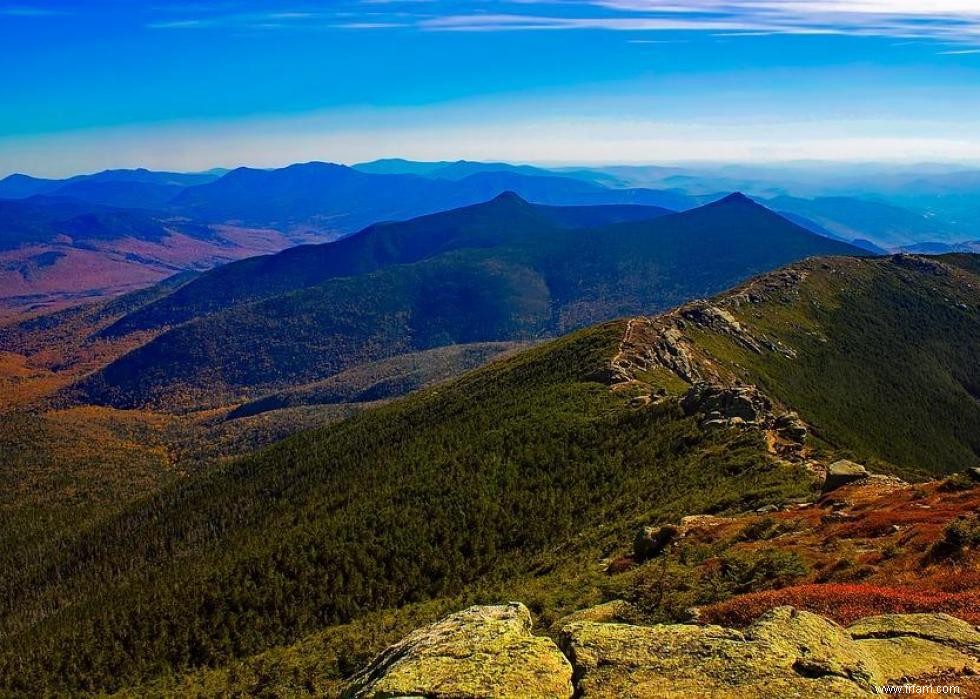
[2, 0, 980, 177]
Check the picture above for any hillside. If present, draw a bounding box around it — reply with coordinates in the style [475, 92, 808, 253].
[0, 196, 308, 320]
[75, 193, 865, 409]
[0, 169, 221, 205]
[1, 253, 977, 695]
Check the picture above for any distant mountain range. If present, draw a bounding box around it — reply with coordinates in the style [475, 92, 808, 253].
[0, 163, 694, 318]
[70, 192, 865, 410]
[0, 168, 222, 209]
[3, 159, 978, 322]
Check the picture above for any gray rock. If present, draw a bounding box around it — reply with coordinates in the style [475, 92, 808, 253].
[822, 460, 870, 493]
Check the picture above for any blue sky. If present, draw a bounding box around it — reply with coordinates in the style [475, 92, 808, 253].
[2, 0, 980, 176]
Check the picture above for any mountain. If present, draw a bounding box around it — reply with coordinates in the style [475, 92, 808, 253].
[0, 196, 307, 320]
[74, 193, 865, 409]
[98, 194, 673, 336]
[168, 161, 694, 233]
[767, 195, 962, 249]
[899, 240, 980, 254]
[2, 253, 976, 695]
[0, 168, 220, 206]
[354, 158, 555, 180]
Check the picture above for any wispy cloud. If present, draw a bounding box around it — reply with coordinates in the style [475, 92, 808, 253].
[0, 5, 70, 16]
[417, 2, 980, 43]
[143, 0, 980, 44]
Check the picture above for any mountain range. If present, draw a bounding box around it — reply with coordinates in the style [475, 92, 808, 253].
[2, 251, 976, 695]
[59, 192, 865, 410]
[4, 160, 978, 324]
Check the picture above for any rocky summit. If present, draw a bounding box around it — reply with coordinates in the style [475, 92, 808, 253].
[348, 605, 980, 698]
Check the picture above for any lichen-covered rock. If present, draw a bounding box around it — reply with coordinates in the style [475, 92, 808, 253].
[341, 603, 573, 699]
[558, 607, 980, 697]
[849, 613, 980, 652]
[345, 602, 980, 699]
[552, 600, 634, 632]
[745, 606, 883, 690]
[857, 637, 979, 683]
[559, 608, 871, 698]
[822, 459, 870, 493]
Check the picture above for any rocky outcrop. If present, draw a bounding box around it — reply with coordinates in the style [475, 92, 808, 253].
[345, 605, 980, 698]
[681, 383, 772, 429]
[341, 603, 573, 699]
[774, 411, 808, 443]
[848, 613, 980, 654]
[633, 524, 679, 562]
[552, 600, 634, 632]
[561, 608, 873, 698]
[603, 304, 809, 459]
[822, 459, 870, 493]
[560, 606, 980, 698]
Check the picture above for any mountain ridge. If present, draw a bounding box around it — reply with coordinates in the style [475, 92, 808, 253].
[72, 193, 867, 409]
[2, 252, 976, 695]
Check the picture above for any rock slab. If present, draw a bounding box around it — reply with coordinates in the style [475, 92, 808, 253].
[341, 602, 573, 699]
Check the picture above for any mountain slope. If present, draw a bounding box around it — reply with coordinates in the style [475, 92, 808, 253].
[78, 194, 865, 409]
[2, 253, 977, 695]
[100, 194, 672, 336]
[0, 197, 304, 320]
[767, 195, 961, 249]
[0, 321, 813, 695]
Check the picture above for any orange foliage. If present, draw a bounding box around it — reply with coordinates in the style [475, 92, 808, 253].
[700, 583, 980, 627]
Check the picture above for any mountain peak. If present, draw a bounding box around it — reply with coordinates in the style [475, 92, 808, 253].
[716, 192, 755, 205]
[491, 190, 528, 204]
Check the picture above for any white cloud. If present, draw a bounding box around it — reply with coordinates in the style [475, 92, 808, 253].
[140, 1, 980, 43]
[390, 0, 980, 44]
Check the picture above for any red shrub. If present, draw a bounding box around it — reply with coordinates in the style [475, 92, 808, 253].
[699, 583, 980, 627]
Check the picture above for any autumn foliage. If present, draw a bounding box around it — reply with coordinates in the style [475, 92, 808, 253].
[700, 583, 980, 627]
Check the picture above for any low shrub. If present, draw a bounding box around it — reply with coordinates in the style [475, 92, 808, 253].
[928, 514, 980, 561]
[699, 583, 980, 627]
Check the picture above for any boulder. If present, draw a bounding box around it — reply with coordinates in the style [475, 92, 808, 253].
[681, 384, 773, 428]
[341, 603, 573, 699]
[822, 460, 870, 493]
[745, 607, 882, 690]
[633, 524, 679, 562]
[856, 637, 979, 683]
[848, 613, 980, 653]
[558, 606, 980, 698]
[774, 411, 808, 443]
[967, 467, 980, 483]
[559, 608, 875, 698]
[552, 600, 634, 632]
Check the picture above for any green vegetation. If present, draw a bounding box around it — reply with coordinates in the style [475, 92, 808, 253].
[230, 341, 522, 418]
[688, 255, 980, 477]
[0, 321, 812, 694]
[1, 252, 977, 696]
[79, 193, 863, 410]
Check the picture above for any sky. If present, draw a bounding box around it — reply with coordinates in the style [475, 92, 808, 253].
[2, 0, 980, 176]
